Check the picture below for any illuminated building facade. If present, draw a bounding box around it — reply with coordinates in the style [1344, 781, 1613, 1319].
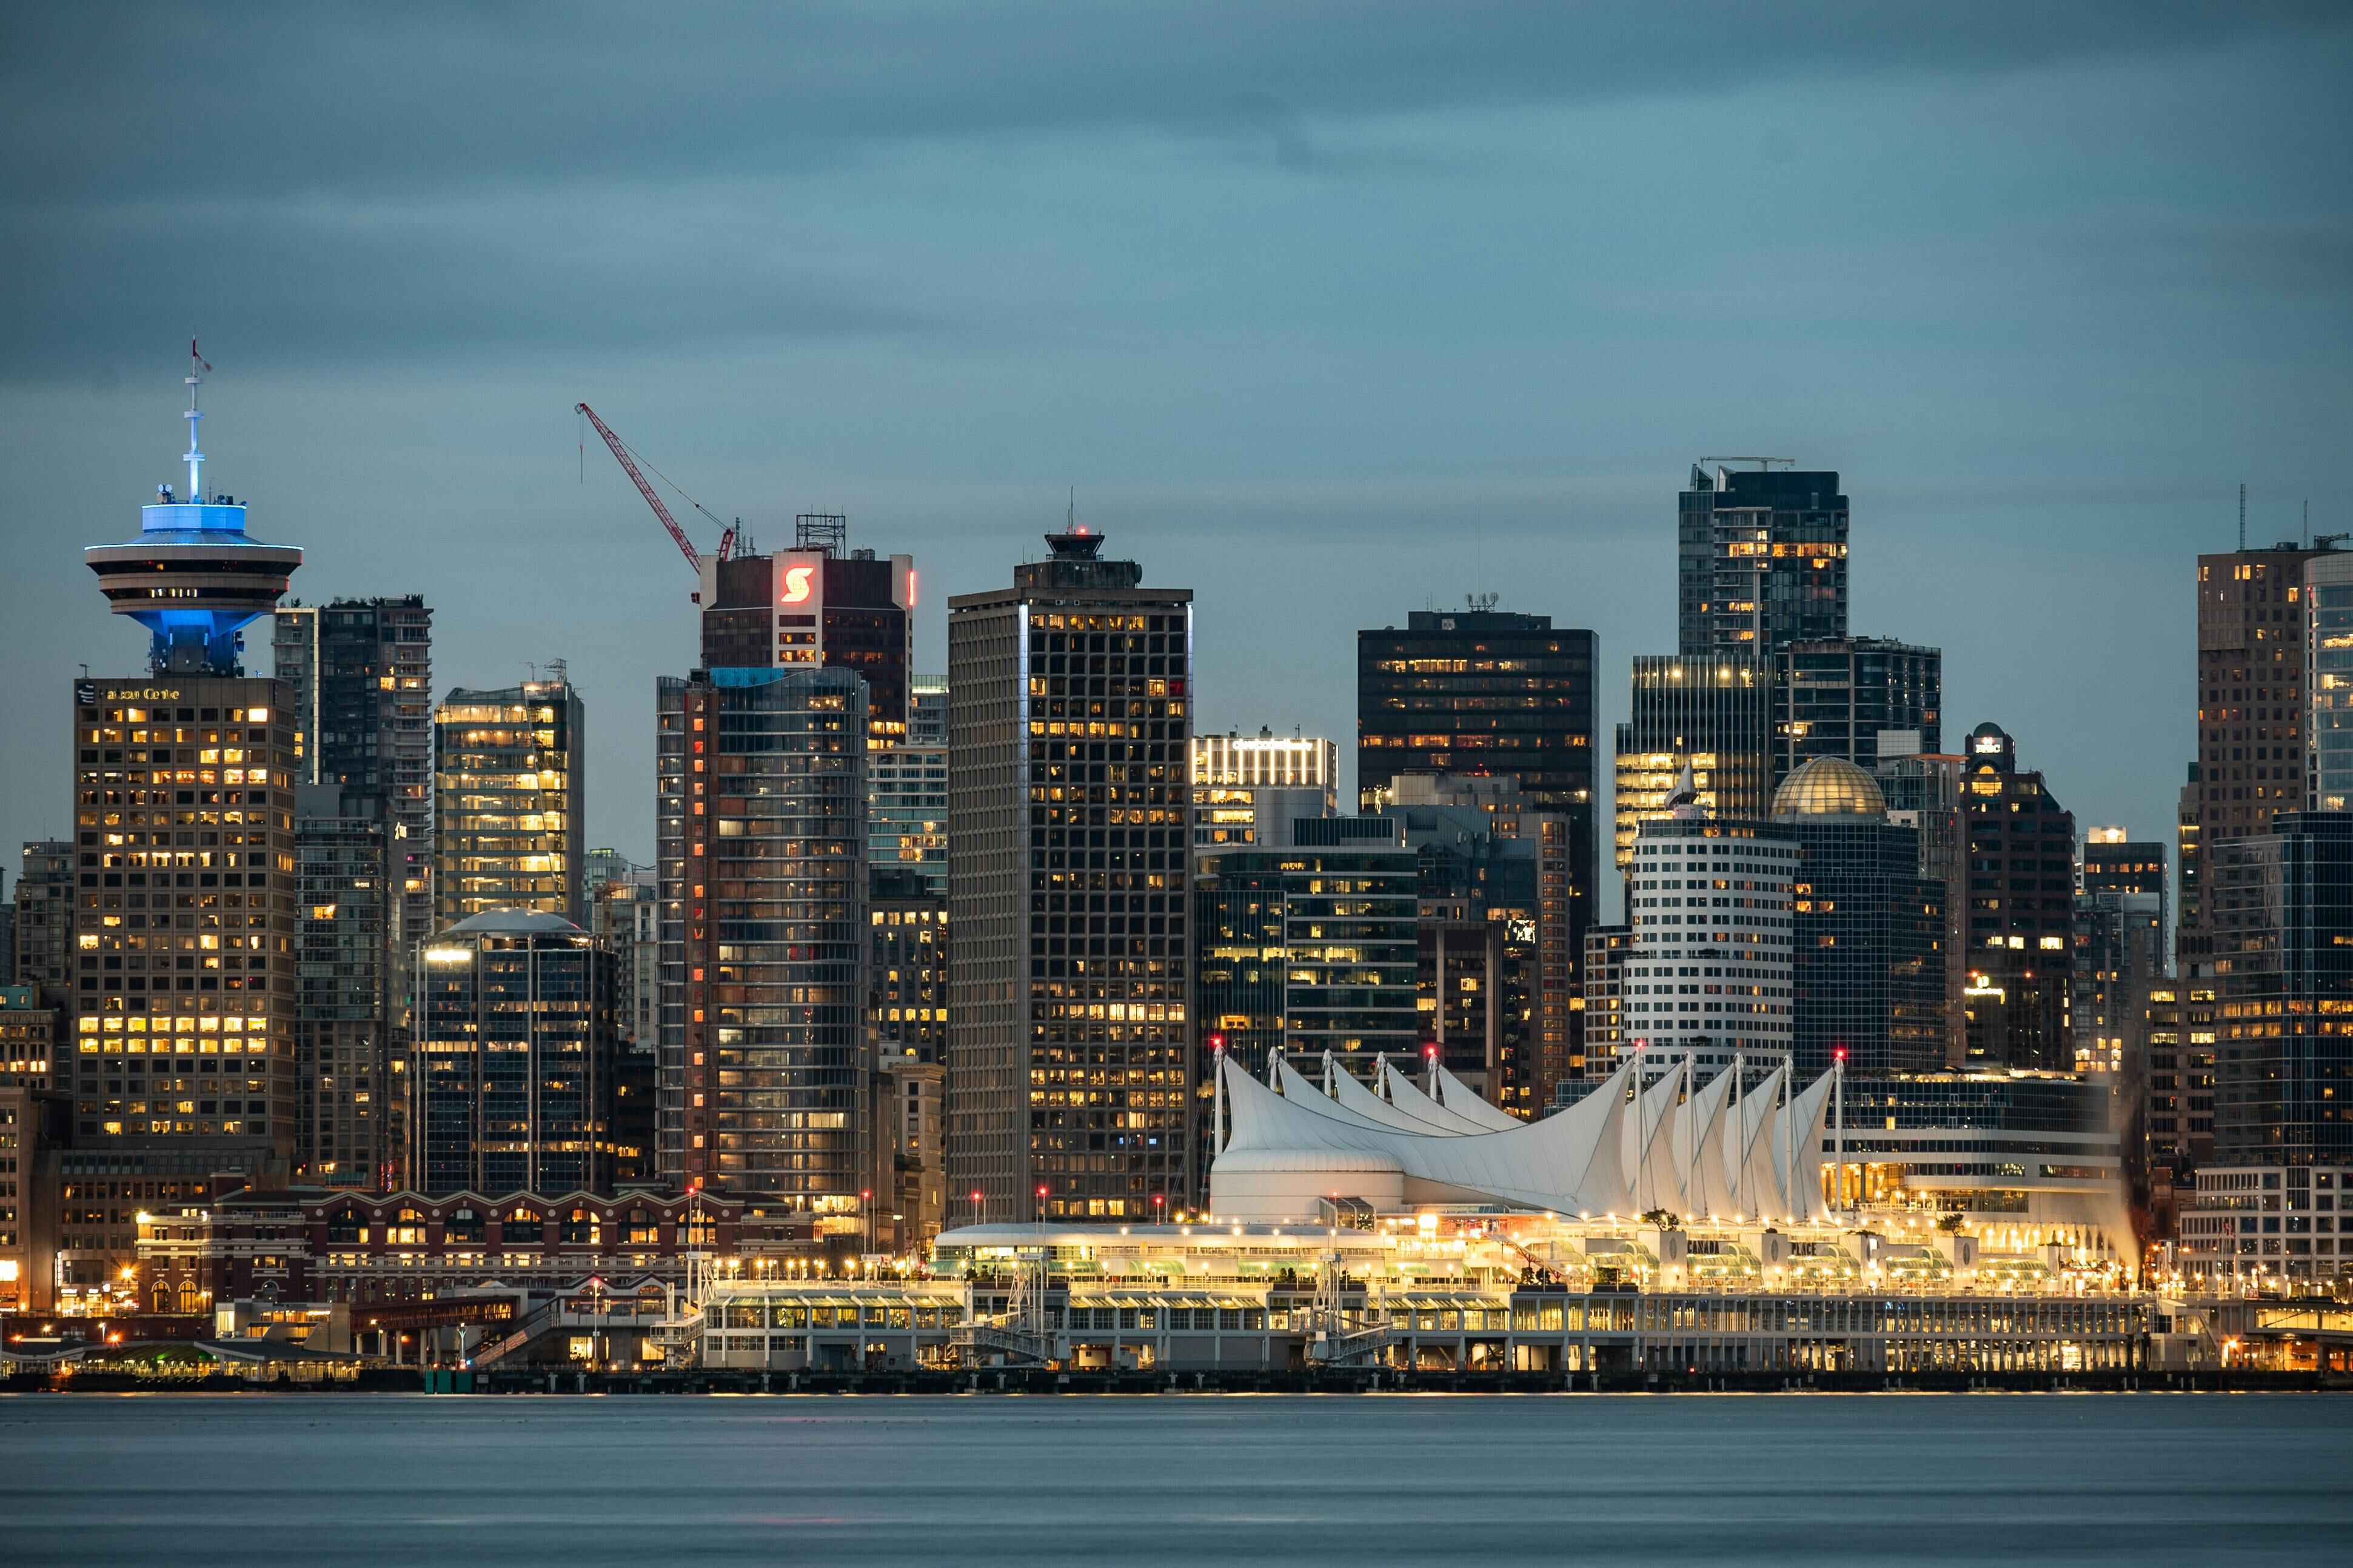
[1191, 729, 1337, 849]
[2308, 551, 2353, 813]
[293, 787, 400, 1188]
[1773, 636, 1940, 783]
[946, 525, 1194, 1223]
[657, 666, 869, 1212]
[432, 676, 585, 928]
[272, 596, 434, 961]
[1677, 464, 1849, 658]
[695, 515, 914, 746]
[0, 1089, 66, 1313]
[13, 840, 73, 1001]
[1575, 924, 1632, 1075]
[62, 367, 305, 1300]
[1875, 744, 1968, 1067]
[1772, 759, 1944, 1078]
[412, 910, 615, 1196]
[871, 867, 948, 1063]
[869, 678, 947, 894]
[0, 986, 56, 1090]
[2201, 812, 2353, 1168]
[1380, 775, 1575, 1107]
[1622, 779, 1796, 1075]
[1192, 821, 1420, 1144]
[2074, 829, 2168, 1078]
[1959, 723, 2076, 1072]
[1612, 656, 1769, 892]
[2181, 538, 2343, 964]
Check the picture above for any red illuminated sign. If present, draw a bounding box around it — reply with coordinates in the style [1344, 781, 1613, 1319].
[782, 565, 814, 603]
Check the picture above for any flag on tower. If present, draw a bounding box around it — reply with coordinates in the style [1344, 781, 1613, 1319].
[190, 338, 211, 373]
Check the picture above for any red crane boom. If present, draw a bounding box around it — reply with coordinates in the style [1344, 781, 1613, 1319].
[577, 402, 701, 572]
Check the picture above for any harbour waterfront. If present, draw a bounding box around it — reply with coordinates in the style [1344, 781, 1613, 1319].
[2, 1395, 2349, 1566]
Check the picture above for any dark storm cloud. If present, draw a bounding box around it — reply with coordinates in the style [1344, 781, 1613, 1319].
[2, 2, 2338, 202]
[1, 1, 2345, 376]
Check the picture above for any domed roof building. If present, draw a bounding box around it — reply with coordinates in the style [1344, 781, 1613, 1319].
[1770, 756, 1887, 820]
[1769, 755, 1947, 1078]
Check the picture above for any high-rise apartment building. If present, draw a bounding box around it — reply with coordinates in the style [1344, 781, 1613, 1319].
[947, 526, 1193, 1223]
[2182, 538, 2345, 964]
[293, 786, 399, 1188]
[1772, 758, 1944, 1079]
[273, 596, 433, 955]
[1774, 637, 1941, 782]
[412, 910, 615, 1195]
[657, 666, 868, 1215]
[1622, 774, 1796, 1076]
[695, 516, 915, 746]
[1191, 729, 1337, 849]
[433, 675, 586, 928]
[1612, 656, 1769, 891]
[62, 370, 303, 1301]
[2307, 552, 2353, 812]
[2082, 829, 2169, 934]
[591, 878, 659, 1052]
[1959, 723, 2076, 1072]
[1678, 464, 1849, 658]
[2201, 812, 2353, 1168]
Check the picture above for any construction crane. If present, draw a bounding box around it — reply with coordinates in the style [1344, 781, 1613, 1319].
[577, 402, 740, 579]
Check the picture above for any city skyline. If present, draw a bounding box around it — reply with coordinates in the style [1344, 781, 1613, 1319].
[4, 7, 2350, 920]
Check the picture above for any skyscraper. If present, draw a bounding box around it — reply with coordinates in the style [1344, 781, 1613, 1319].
[1191, 729, 1337, 849]
[433, 675, 586, 928]
[1774, 636, 1941, 782]
[1612, 656, 1769, 892]
[1678, 464, 1849, 658]
[1622, 770, 1796, 1076]
[695, 515, 915, 746]
[63, 365, 303, 1301]
[869, 678, 948, 895]
[2201, 812, 2353, 1168]
[412, 910, 615, 1195]
[947, 525, 1193, 1222]
[1357, 605, 1596, 1079]
[293, 786, 399, 1187]
[1875, 741, 1968, 1067]
[657, 666, 869, 1212]
[273, 595, 433, 955]
[12, 841, 74, 1001]
[1772, 758, 1945, 1079]
[2306, 551, 2353, 812]
[2074, 829, 2169, 1080]
[2181, 537, 2346, 963]
[1959, 723, 2077, 1072]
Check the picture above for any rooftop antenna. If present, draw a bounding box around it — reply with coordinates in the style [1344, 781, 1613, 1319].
[2238, 483, 2246, 552]
[185, 337, 212, 501]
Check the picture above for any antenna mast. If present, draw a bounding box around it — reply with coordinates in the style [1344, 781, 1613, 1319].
[2239, 483, 2247, 552]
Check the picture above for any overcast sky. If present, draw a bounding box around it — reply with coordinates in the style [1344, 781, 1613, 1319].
[4, 3, 2348, 921]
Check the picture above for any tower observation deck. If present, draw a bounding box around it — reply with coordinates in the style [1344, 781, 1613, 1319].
[84, 356, 301, 674]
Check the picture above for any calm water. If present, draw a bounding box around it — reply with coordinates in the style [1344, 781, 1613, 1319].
[2, 1393, 2349, 1566]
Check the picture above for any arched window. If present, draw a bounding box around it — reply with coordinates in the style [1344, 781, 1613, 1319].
[152, 1281, 172, 1313]
[326, 1207, 366, 1245]
[444, 1207, 484, 1244]
[389, 1208, 426, 1246]
[559, 1207, 599, 1246]
[503, 1208, 543, 1244]
[178, 1281, 204, 1313]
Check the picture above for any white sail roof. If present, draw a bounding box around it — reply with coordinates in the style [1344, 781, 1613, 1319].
[1379, 1059, 1497, 1135]
[1219, 1052, 1642, 1216]
[1433, 1063, 1525, 1132]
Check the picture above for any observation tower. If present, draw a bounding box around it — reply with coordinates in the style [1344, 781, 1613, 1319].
[85, 353, 301, 673]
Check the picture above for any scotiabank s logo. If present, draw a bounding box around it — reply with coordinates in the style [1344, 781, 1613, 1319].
[782, 566, 814, 604]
